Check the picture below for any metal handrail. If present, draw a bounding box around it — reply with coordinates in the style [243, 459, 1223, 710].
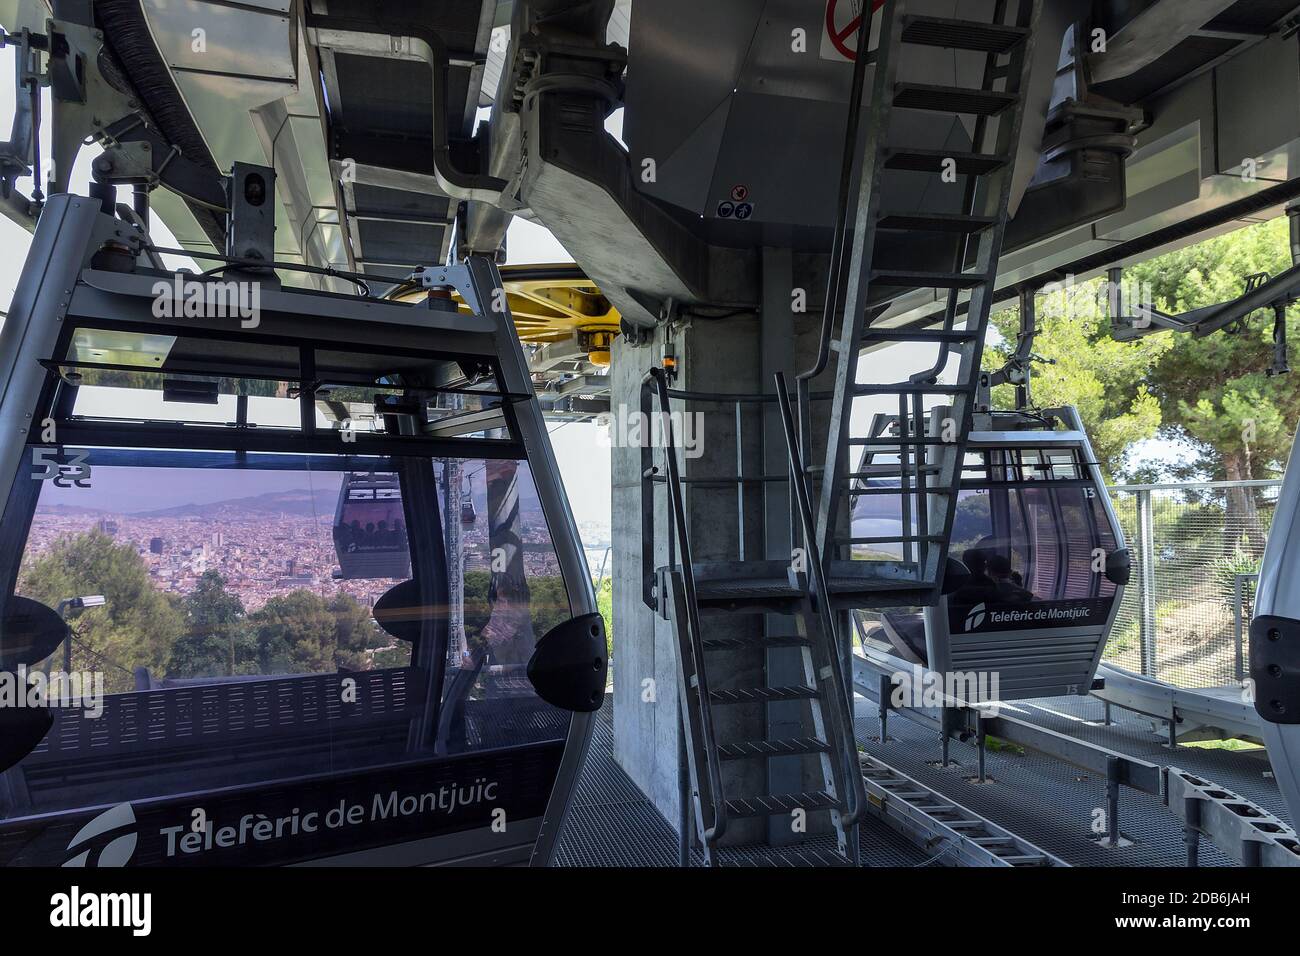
[775, 371, 868, 829]
[643, 367, 728, 843]
[798, 8, 874, 390]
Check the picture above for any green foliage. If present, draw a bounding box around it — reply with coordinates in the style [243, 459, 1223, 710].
[19, 532, 581, 691]
[1125, 217, 1299, 482]
[462, 569, 571, 652]
[248, 589, 372, 674]
[986, 276, 1169, 482]
[169, 570, 257, 678]
[987, 217, 1300, 488]
[19, 530, 184, 692]
[1210, 549, 1260, 612]
[596, 576, 613, 661]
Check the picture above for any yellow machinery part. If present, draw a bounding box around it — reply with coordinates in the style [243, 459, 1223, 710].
[391, 263, 621, 364]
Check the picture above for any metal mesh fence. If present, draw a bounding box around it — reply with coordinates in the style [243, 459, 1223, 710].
[1106, 480, 1280, 689]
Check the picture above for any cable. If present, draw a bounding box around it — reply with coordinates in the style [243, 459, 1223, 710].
[912, 838, 960, 868]
[149, 245, 374, 297]
[68, 630, 137, 680]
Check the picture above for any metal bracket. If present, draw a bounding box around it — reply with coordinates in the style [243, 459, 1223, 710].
[414, 263, 486, 318]
[1166, 767, 1300, 867]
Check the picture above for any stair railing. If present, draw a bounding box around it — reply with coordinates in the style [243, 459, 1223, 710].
[641, 367, 728, 843]
[775, 371, 868, 829]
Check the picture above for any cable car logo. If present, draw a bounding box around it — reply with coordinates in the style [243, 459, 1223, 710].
[62, 802, 138, 868]
[964, 603, 987, 632]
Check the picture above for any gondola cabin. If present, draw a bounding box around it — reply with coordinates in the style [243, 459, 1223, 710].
[334, 473, 412, 580]
[853, 407, 1131, 702]
[0, 196, 606, 867]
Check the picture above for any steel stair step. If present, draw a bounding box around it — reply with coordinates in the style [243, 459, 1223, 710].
[724, 791, 842, 818]
[870, 268, 988, 290]
[883, 147, 1009, 175]
[848, 436, 955, 448]
[837, 534, 946, 546]
[894, 82, 1019, 116]
[973, 837, 1017, 847]
[861, 328, 981, 342]
[701, 634, 811, 651]
[827, 576, 930, 594]
[852, 381, 973, 394]
[849, 435, 952, 447]
[901, 15, 1030, 54]
[721, 847, 855, 868]
[846, 464, 944, 477]
[847, 485, 934, 497]
[718, 737, 831, 760]
[877, 212, 998, 234]
[694, 577, 802, 603]
[709, 685, 819, 705]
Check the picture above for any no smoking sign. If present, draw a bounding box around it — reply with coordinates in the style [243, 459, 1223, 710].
[821, 0, 887, 62]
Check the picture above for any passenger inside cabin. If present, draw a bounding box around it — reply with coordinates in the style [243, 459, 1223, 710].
[988, 553, 1034, 603]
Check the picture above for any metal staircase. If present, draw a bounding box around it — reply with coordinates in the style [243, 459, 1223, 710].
[641, 0, 1042, 867]
[798, 0, 1042, 610]
[645, 370, 867, 868]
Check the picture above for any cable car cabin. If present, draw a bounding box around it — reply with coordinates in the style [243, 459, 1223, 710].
[0, 196, 605, 867]
[334, 474, 412, 580]
[852, 407, 1130, 703]
[461, 477, 478, 525]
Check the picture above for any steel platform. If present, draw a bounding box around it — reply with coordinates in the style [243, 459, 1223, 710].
[554, 699, 930, 866]
[556, 692, 1290, 867]
[852, 693, 1290, 867]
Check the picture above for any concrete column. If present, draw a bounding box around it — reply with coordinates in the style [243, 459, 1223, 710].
[609, 253, 837, 845]
[610, 312, 768, 843]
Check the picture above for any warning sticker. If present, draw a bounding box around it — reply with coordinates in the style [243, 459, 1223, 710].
[715, 201, 755, 221]
[821, 0, 887, 63]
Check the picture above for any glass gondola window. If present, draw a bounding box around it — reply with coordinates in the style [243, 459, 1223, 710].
[0, 449, 574, 819]
[945, 483, 1119, 634]
[436, 459, 571, 755]
[0, 326, 578, 825]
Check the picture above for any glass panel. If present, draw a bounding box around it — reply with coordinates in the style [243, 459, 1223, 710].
[314, 384, 511, 441]
[65, 328, 301, 380]
[314, 349, 501, 393]
[435, 458, 571, 754]
[0, 448, 571, 820]
[946, 482, 1118, 635]
[67, 370, 302, 430]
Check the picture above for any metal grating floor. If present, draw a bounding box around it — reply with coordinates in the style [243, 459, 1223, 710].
[555, 692, 1288, 867]
[554, 699, 929, 866]
[852, 692, 1289, 867]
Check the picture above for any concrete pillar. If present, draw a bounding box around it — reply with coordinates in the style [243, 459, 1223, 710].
[609, 252, 837, 845]
[610, 312, 767, 843]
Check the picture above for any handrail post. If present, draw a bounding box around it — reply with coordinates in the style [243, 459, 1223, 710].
[648, 367, 729, 844]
